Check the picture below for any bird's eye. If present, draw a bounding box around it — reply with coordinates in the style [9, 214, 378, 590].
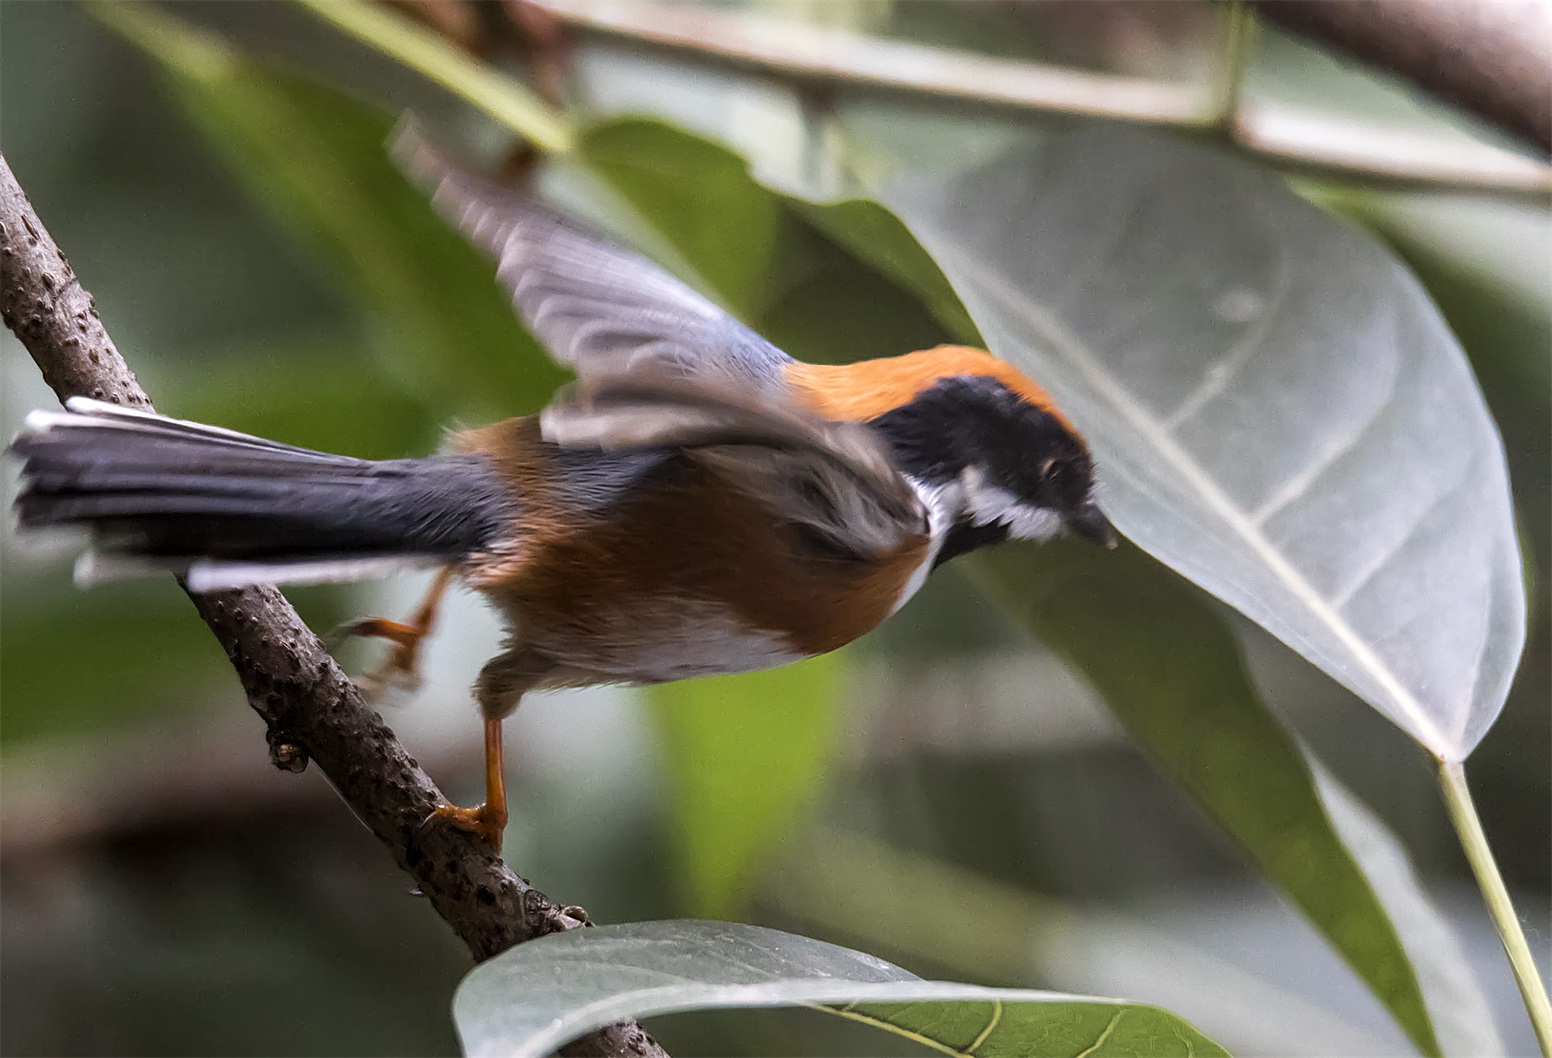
[1039, 458, 1056, 478]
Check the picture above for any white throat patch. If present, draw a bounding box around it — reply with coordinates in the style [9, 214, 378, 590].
[911, 466, 1062, 547]
[957, 464, 1063, 541]
[888, 466, 1062, 617]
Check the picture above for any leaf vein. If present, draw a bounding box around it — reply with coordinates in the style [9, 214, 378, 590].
[1073, 1010, 1123, 1058]
[1163, 232, 1294, 433]
[968, 999, 1003, 1054]
[1249, 375, 1393, 528]
[1330, 461, 1470, 611]
[809, 1002, 970, 1058]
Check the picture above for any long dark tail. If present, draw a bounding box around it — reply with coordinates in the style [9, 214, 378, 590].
[10, 398, 512, 591]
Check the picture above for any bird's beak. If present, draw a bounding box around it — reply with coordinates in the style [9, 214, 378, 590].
[1067, 502, 1118, 549]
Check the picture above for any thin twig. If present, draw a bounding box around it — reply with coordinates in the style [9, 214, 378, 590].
[0, 151, 665, 1058]
[531, 0, 1552, 200]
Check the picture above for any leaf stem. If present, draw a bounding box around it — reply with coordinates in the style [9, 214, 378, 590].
[1439, 760, 1552, 1055]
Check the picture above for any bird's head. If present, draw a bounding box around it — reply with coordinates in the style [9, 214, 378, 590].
[787, 346, 1115, 567]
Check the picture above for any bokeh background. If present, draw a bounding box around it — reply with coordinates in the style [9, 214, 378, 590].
[2, 3, 1547, 1055]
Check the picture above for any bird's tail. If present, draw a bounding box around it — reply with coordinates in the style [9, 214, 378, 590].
[10, 397, 512, 591]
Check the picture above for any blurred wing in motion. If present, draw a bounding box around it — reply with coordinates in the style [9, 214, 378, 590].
[544, 370, 926, 561]
[394, 123, 792, 393]
[396, 124, 924, 560]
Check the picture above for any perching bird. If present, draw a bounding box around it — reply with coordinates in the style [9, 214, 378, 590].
[8, 131, 1114, 852]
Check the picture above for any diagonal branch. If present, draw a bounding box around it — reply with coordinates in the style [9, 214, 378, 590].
[1249, 0, 1552, 155]
[0, 151, 666, 1058]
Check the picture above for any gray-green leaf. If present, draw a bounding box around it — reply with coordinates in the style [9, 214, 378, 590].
[869, 124, 1524, 762]
[453, 919, 1229, 1058]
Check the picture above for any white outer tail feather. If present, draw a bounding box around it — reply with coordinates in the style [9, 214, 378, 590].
[72, 550, 440, 592]
[23, 398, 452, 592]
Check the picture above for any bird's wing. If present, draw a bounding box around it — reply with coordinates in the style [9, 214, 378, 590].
[543, 370, 927, 560]
[395, 124, 792, 392]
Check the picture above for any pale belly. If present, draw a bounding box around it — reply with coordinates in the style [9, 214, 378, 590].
[519, 594, 811, 685]
[476, 464, 936, 686]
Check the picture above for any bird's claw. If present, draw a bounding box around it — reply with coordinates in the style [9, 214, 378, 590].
[434, 800, 508, 853]
[328, 617, 426, 700]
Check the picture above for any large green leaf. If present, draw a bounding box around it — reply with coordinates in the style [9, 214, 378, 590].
[96, 2, 567, 422]
[453, 919, 1230, 1058]
[646, 655, 844, 918]
[539, 105, 1481, 1054]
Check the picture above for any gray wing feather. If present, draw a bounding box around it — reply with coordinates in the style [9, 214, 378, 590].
[543, 372, 926, 559]
[394, 124, 792, 390]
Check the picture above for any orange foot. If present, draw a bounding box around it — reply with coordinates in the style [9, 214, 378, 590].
[435, 801, 508, 852]
[329, 567, 453, 697]
[335, 617, 426, 695]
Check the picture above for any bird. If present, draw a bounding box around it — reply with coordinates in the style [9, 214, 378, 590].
[7, 129, 1115, 853]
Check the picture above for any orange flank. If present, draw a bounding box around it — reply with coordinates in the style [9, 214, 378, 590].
[784, 345, 1074, 432]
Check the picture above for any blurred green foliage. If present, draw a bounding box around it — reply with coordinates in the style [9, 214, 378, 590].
[584, 117, 958, 367]
[648, 654, 844, 919]
[971, 539, 1442, 1056]
[105, 1, 567, 423]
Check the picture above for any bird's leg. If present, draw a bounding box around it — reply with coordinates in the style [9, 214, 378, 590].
[437, 717, 509, 849]
[435, 648, 550, 854]
[333, 566, 454, 693]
